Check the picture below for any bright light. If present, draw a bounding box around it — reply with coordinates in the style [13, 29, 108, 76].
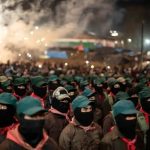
[38, 64, 42, 68]
[127, 38, 132, 43]
[111, 31, 118, 37]
[41, 38, 45, 42]
[146, 61, 150, 64]
[91, 65, 94, 69]
[30, 31, 33, 34]
[114, 40, 118, 44]
[18, 53, 21, 57]
[24, 37, 28, 40]
[35, 26, 39, 30]
[145, 39, 150, 45]
[64, 63, 68, 66]
[45, 43, 48, 47]
[27, 53, 32, 58]
[147, 51, 150, 56]
[121, 40, 124, 45]
[36, 40, 40, 44]
[107, 66, 110, 69]
[85, 60, 89, 65]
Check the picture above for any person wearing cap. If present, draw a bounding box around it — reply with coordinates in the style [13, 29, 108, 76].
[0, 93, 17, 143]
[79, 80, 90, 94]
[47, 74, 61, 108]
[103, 91, 130, 135]
[0, 80, 13, 93]
[31, 76, 48, 108]
[92, 78, 111, 126]
[139, 87, 150, 150]
[44, 87, 71, 143]
[82, 87, 102, 124]
[59, 95, 103, 150]
[13, 77, 28, 100]
[0, 96, 59, 150]
[101, 100, 144, 150]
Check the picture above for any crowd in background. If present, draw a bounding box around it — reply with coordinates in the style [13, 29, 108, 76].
[0, 60, 149, 149]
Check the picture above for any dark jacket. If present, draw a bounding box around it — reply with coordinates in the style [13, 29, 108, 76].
[44, 111, 69, 143]
[101, 126, 145, 150]
[59, 119, 103, 150]
[103, 112, 115, 135]
[0, 126, 59, 150]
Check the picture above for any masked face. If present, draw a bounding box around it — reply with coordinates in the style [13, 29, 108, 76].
[129, 97, 139, 108]
[0, 104, 16, 128]
[52, 98, 70, 113]
[111, 84, 120, 95]
[3, 86, 13, 93]
[141, 98, 150, 114]
[33, 85, 47, 98]
[68, 91, 77, 102]
[74, 106, 94, 126]
[19, 115, 45, 148]
[94, 85, 103, 93]
[115, 114, 137, 140]
[14, 84, 27, 97]
[48, 81, 60, 91]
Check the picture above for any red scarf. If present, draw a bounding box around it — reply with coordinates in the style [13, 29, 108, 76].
[140, 108, 150, 125]
[0, 123, 17, 136]
[121, 137, 137, 150]
[49, 107, 70, 122]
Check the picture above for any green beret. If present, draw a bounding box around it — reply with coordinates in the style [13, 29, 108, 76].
[13, 77, 26, 86]
[82, 88, 95, 97]
[139, 87, 150, 100]
[17, 96, 47, 116]
[48, 75, 59, 83]
[115, 91, 130, 102]
[65, 85, 76, 92]
[72, 95, 91, 111]
[31, 76, 47, 87]
[0, 93, 17, 107]
[113, 100, 137, 117]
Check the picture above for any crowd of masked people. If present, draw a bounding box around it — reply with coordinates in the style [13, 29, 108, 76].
[0, 61, 150, 150]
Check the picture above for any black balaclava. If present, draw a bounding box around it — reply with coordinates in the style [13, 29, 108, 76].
[14, 84, 27, 97]
[18, 115, 44, 148]
[129, 97, 139, 108]
[141, 98, 150, 114]
[119, 83, 127, 92]
[33, 85, 47, 98]
[111, 86, 120, 95]
[94, 85, 103, 94]
[74, 107, 94, 126]
[68, 90, 78, 102]
[48, 80, 60, 91]
[2, 86, 13, 93]
[0, 104, 16, 128]
[52, 98, 69, 113]
[115, 114, 137, 140]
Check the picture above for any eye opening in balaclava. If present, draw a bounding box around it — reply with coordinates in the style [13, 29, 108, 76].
[51, 97, 70, 113]
[14, 84, 27, 97]
[74, 107, 94, 126]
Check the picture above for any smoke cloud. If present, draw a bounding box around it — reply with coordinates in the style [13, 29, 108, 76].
[0, 0, 119, 63]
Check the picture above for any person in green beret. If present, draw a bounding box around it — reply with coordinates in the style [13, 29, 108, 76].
[13, 77, 28, 100]
[30, 76, 48, 108]
[0, 93, 17, 143]
[0, 96, 59, 150]
[139, 87, 150, 150]
[101, 100, 144, 150]
[0, 80, 13, 93]
[59, 95, 103, 150]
